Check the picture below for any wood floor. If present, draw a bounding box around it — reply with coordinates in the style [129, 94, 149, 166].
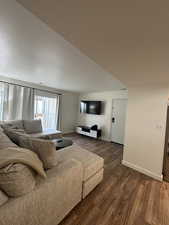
[61, 133, 169, 225]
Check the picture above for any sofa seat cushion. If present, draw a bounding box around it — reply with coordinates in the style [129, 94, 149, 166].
[55, 145, 104, 181]
[0, 159, 83, 225]
[23, 119, 42, 134]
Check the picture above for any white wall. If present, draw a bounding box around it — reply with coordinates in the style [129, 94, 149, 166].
[78, 90, 128, 141]
[61, 93, 79, 133]
[123, 85, 169, 181]
[0, 0, 124, 93]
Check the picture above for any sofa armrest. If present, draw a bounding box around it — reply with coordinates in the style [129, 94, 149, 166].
[34, 129, 63, 140]
[45, 132, 63, 140]
[29, 129, 63, 140]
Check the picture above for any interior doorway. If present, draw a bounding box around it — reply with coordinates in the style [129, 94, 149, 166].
[111, 99, 127, 145]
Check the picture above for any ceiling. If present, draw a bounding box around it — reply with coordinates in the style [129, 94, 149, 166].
[0, 0, 124, 93]
[16, 0, 169, 86]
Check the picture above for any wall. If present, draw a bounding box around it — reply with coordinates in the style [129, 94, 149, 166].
[0, 0, 124, 93]
[123, 85, 169, 181]
[0, 75, 79, 133]
[61, 93, 79, 133]
[78, 90, 128, 141]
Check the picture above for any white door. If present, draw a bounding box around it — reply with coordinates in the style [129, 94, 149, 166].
[111, 99, 127, 144]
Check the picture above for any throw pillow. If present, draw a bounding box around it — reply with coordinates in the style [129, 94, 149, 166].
[3, 129, 28, 146]
[1, 120, 24, 130]
[0, 163, 36, 197]
[19, 136, 57, 169]
[0, 130, 17, 150]
[23, 119, 42, 134]
[0, 189, 8, 206]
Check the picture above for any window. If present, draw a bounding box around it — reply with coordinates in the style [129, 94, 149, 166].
[34, 94, 58, 130]
[0, 82, 60, 130]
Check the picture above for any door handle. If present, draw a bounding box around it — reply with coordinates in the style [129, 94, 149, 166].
[112, 117, 115, 123]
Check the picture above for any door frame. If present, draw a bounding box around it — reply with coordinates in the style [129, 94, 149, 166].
[163, 105, 169, 181]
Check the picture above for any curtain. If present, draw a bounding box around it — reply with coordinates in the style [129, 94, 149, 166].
[34, 90, 61, 130]
[1, 83, 34, 121]
[0, 82, 61, 130]
[56, 95, 61, 130]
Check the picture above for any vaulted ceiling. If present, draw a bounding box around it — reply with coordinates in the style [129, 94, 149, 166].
[17, 0, 169, 86]
[0, 0, 124, 93]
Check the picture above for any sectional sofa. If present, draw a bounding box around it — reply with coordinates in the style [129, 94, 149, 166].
[0, 120, 104, 225]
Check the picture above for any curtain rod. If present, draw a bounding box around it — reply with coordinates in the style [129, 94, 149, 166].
[0, 80, 62, 96]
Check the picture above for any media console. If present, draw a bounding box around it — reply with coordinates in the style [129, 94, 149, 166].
[76, 126, 101, 139]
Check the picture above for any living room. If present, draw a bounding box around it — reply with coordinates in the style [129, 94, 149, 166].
[0, 0, 169, 225]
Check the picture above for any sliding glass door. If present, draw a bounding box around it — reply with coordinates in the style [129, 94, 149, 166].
[34, 92, 59, 130]
[0, 82, 60, 130]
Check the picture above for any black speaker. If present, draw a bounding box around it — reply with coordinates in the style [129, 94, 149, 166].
[91, 125, 98, 130]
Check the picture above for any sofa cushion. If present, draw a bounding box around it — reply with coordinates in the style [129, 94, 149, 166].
[0, 159, 83, 225]
[29, 129, 62, 140]
[0, 120, 24, 130]
[3, 129, 29, 146]
[23, 119, 42, 134]
[19, 136, 58, 169]
[0, 126, 4, 132]
[55, 144, 104, 181]
[2, 129, 57, 170]
[0, 163, 36, 197]
[0, 190, 8, 206]
[0, 130, 17, 150]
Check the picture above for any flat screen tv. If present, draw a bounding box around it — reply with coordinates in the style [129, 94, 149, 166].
[80, 101, 102, 115]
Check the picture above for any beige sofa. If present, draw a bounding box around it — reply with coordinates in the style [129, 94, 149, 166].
[0, 119, 62, 139]
[0, 122, 104, 225]
[56, 145, 104, 199]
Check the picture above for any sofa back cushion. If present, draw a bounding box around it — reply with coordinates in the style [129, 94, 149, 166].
[23, 119, 42, 134]
[19, 136, 57, 169]
[0, 163, 36, 197]
[0, 120, 24, 130]
[0, 189, 8, 206]
[3, 129, 28, 146]
[0, 130, 17, 150]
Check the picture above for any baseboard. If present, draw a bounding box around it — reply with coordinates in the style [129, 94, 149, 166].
[101, 137, 111, 142]
[122, 160, 163, 181]
[62, 130, 75, 134]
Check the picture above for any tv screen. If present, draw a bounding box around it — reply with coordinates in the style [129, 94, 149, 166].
[80, 101, 102, 115]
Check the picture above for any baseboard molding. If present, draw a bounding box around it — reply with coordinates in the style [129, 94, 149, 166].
[101, 137, 111, 142]
[62, 130, 75, 134]
[122, 160, 163, 181]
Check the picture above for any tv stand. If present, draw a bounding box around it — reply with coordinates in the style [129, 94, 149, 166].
[76, 126, 101, 139]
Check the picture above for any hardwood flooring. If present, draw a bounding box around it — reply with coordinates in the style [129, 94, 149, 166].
[61, 133, 169, 225]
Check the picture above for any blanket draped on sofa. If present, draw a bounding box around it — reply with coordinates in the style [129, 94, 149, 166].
[0, 147, 46, 178]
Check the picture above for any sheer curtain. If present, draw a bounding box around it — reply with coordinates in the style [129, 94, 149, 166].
[0, 82, 61, 130]
[0, 82, 34, 121]
[34, 90, 61, 130]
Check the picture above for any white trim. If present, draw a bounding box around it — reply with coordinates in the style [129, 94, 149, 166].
[102, 138, 111, 142]
[62, 130, 75, 134]
[122, 160, 163, 181]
